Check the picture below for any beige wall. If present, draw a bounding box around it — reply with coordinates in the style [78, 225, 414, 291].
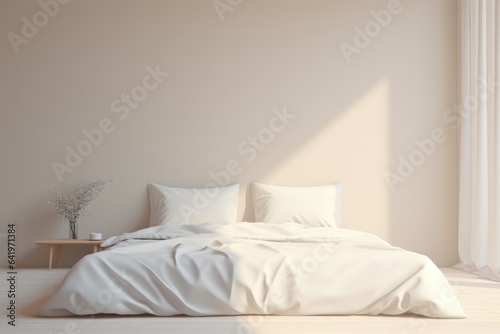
[0, 0, 458, 268]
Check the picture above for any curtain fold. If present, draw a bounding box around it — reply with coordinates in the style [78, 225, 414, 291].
[456, 0, 500, 281]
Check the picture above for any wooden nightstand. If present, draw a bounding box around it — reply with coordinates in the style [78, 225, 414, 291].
[34, 239, 103, 269]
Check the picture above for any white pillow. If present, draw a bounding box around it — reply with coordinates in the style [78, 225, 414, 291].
[148, 183, 239, 226]
[252, 182, 342, 227]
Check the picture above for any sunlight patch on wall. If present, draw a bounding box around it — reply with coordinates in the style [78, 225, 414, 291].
[261, 79, 391, 238]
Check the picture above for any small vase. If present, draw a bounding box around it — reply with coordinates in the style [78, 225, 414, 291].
[69, 220, 78, 239]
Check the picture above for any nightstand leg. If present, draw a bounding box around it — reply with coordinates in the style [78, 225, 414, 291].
[48, 245, 53, 270]
[56, 245, 62, 268]
[92, 245, 98, 253]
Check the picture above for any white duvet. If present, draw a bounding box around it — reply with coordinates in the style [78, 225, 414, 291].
[40, 222, 465, 318]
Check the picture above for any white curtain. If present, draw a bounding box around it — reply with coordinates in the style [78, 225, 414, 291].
[456, 0, 500, 281]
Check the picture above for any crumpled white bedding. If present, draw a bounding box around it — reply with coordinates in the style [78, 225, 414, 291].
[39, 222, 466, 318]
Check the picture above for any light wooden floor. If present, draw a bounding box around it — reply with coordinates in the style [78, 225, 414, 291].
[1, 268, 499, 334]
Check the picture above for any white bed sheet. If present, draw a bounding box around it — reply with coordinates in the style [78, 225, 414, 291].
[40, 222, 465, 318]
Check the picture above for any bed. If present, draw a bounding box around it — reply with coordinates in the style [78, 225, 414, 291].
[39, 182, 466, 318]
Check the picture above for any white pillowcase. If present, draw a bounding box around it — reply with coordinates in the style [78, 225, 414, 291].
[252, 182, 342, 227]
[148, 183, 239, 227]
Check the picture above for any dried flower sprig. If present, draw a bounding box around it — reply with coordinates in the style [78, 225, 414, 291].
[48, 177, 115, 224]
